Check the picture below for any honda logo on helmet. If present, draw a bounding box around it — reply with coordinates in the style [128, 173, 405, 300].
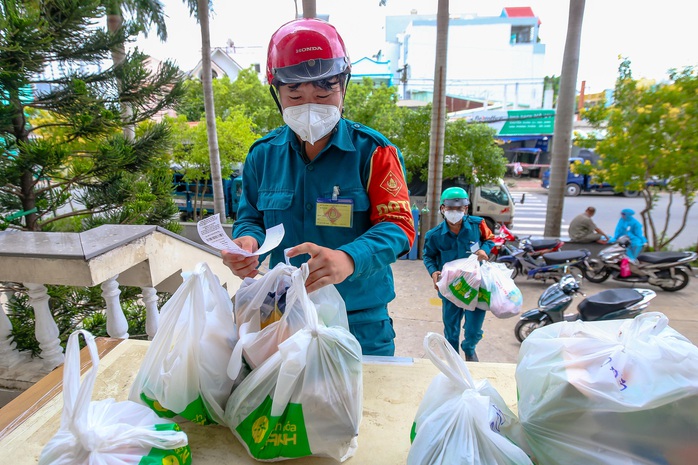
[296, 46, 323, 53]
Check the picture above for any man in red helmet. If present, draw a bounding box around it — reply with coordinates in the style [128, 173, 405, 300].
[222, 18, 416, 356]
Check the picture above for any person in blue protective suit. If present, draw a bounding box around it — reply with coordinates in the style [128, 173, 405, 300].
[221, 18, 416, 356]
[422, 187, 495, 362]
[609, 208, 647, 261]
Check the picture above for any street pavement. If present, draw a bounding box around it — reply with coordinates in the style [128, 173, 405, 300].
[389, 178, 698, 363]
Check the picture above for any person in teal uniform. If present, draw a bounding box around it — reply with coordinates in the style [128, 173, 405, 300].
[422, 187, 495, 361]
[221, 18, 416, 356]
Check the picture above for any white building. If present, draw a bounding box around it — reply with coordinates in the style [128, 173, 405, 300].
[384, 7, 547, 110]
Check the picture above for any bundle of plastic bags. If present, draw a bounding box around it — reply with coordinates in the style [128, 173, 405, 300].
[408, 332, 533, 465]
[39, 330, 191, 465]
[228, 261, 349, 379]
[224, 264, 363, 462]
[478, 262, 523, 318]
[129, 262, 238, 425]
[436, 255, 481, 310]
[516, 312, 698, 465]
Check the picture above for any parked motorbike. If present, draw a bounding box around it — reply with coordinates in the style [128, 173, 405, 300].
[583, 236, 697, 292]
[491, 225, 564, 261]
[488, 224, 517, 261]
[514, 274, 657, 342]
[497, 237, 590, 282]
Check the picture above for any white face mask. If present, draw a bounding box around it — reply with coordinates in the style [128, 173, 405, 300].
[282, 103, 341, 145]
[444, 210, 465, 224]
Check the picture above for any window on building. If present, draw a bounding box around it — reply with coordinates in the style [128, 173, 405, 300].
[510, 26, 533, 44]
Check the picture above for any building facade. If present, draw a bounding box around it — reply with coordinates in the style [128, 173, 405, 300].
[383, 7, 547, 109]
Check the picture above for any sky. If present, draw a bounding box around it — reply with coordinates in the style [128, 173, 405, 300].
[133, 0, 698, 94]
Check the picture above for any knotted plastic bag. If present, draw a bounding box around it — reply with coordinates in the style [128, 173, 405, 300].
[224, 264, 362, 462]
[129, 262, 237, 425]
[408, 332, 533, 465]
[516, 312, 698, 465]
[39, 330, 191, 465]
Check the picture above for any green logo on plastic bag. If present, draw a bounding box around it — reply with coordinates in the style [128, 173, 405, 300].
[236, 395, 312, 460]
[410, 421, 417, 443]
[478, 287, 491, 307]
[448, 276, 478, 305]
[140, 392, 215, 425]
[138, 423, 192, 465]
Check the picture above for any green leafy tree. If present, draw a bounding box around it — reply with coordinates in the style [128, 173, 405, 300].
[0, 0, 183, 232]
[168, 111, 257, 221]
[175, 70, 282, 135]
[344, 76, 401, 136]
[583, 59, 698, 250]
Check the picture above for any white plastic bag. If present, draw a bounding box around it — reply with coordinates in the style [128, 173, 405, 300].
[478, 261, 523, 318]
[224, 264, 363, 462]
[129, 262, 237, 425]
[228, 261, 348, 380]
[437, 255, 481, 310]
[408, 332, 533, 465]
[516, 312, 698, 465]
[39, 330, 191, 465]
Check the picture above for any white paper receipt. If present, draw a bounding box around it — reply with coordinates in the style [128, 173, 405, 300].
[196, 215, 285, 257]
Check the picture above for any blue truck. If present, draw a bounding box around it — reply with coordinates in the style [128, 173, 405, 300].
[172, 172, 243, 220]
[541, 157, 651, 197]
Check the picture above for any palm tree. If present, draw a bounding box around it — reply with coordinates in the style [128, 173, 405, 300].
[178, 0, 226, 219]
[105, 0, 168, 140]
[544, 0, 586, 237]
[424, 0, 449, 232]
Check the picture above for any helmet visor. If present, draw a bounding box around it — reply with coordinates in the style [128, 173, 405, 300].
[443, 198, 469, 207]
[273, 57, 349, 84]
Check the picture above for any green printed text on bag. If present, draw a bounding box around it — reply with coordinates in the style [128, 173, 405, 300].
[448, 277, 478, 306]
[141, 392, 215, 425]
[138, 423, 193, 465]
[236, 395, 312, 460]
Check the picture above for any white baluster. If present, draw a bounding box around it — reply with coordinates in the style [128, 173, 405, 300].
[24, 282, 64, 370]
[101, 275, 129, 339]
[141, 286, 159, 340]
[0, 292, 24, 369]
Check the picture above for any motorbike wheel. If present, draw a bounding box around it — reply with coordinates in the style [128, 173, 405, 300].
[658, 269, 690, 292]
[503, 261, 520, 280]
[583, 259, 611, 283]
[515, 318, 550, 343]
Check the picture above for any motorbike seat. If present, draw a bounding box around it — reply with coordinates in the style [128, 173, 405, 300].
[637, 252, 692, 265]
[530, 239, 560, 251]
[543, 250, 589, 265]
[578, 288, 644, 321]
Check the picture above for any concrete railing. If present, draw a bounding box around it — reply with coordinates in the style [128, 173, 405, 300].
[0, 225, 241, 390]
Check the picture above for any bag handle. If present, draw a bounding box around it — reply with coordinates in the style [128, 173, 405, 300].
[618, 311, 669, 341]
[61, 330, 100, 428]
[423, 332, 475, 390]
[284, 264, 318, 330]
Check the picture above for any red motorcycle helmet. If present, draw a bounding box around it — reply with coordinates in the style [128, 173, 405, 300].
[266, 18, 351, 85]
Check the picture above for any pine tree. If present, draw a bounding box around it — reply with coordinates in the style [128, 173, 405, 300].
[0, 0, 183, 232]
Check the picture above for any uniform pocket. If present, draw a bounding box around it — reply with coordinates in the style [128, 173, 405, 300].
[257, 190, 293, 227]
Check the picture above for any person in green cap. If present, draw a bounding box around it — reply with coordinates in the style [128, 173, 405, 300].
[422, 187, 495, 361]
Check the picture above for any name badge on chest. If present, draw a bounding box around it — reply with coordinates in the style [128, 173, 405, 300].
[316, 197, 354, 228]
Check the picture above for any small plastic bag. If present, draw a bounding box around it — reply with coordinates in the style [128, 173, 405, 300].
[516, 312, 698, 465]
[129, 262, 237, 425]
[437, 255, 482, 310]
[224, 264, 363, 462]
[39, 330, 191, 465]
[408, 332, 533, 465]
[620, 257, 631, 277]
[228, 261, 348, 380]
[478, 261, 523, 318]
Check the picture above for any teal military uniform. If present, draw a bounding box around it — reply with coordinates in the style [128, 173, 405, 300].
[233, 119, 415, 356]
[423, 216, 494, 357]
